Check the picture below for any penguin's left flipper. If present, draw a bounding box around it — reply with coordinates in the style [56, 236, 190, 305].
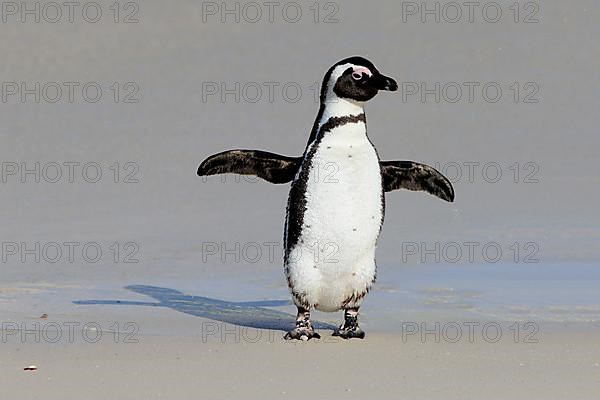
[380, 160, 455, 202]
[197, 149, 302, 184]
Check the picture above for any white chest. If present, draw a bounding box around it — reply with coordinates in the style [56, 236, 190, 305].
[284, 120, 384, 311]
[300, 121, 383, 260]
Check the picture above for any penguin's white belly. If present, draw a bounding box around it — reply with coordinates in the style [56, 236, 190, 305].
[286, 122, 383, 312]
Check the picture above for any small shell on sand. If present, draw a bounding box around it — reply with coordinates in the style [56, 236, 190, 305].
[24, 365, 38, 371]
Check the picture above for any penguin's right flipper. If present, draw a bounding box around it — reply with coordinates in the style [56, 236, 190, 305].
[380, 160, 455, 202]
[197, 150, 302, 184]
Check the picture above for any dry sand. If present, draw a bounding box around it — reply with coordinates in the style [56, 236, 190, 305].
[4, 325, 599, 400]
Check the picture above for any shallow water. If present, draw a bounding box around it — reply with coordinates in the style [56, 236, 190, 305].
[2, 262, 597, 340]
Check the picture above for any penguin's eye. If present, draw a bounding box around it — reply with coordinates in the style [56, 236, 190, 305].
[351, 72, 363, 81]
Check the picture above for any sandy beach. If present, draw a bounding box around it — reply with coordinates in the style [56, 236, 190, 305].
[2, 268, 600, 399]
[3, 328, 599, 400]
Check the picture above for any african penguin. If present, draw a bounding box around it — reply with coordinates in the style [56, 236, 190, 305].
[198, 56, 455, 340]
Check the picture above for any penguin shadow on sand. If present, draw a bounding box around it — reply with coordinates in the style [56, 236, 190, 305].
[73, 285, 337, 332]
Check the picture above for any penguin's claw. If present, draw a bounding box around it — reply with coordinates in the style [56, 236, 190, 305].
[284, 327, 321, 341]
[332, 326, 365, 339]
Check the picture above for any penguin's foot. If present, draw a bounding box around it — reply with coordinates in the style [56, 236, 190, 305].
[284, 326, 321, 341]
[333, 308, 365, 340]
[333, 325, 365, 339]
[284, 307, 320, 341]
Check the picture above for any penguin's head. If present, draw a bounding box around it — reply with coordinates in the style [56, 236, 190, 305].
[320, 56, 398, 103]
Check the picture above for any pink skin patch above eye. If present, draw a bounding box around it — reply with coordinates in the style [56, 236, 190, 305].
[351, 66, 372, 79]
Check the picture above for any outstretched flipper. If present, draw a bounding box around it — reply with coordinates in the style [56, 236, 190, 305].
[197, 150, 301, 184]
[380, 160, 455, 202]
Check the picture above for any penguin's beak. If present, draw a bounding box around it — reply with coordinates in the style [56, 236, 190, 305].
[368, 73, 398, 91]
